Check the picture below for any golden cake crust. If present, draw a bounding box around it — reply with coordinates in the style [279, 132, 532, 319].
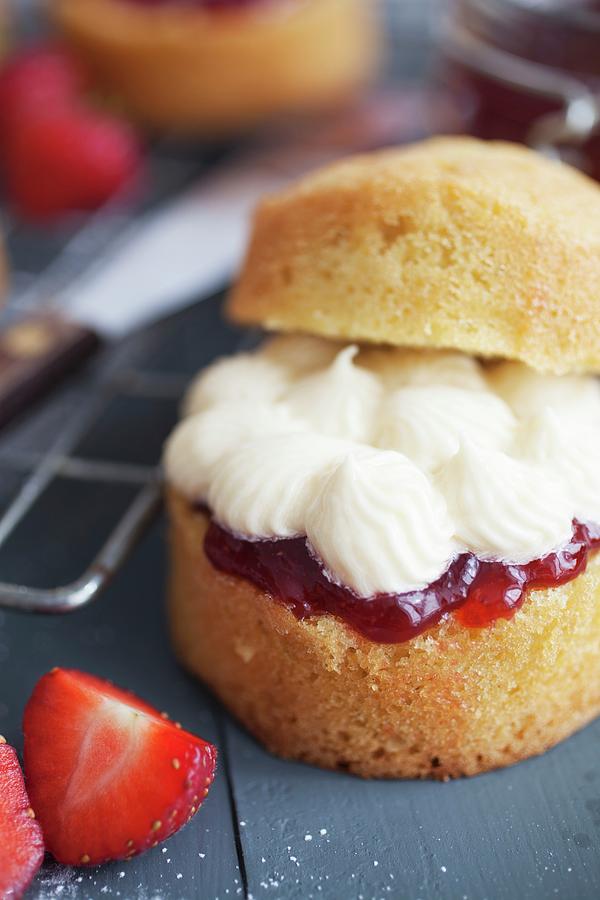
[52, 0, 377, 134]
[228, 137, 600, 375]
[168, 488, 600, 779]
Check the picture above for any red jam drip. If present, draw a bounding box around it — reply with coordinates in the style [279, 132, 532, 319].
[204, 518, 600, 643]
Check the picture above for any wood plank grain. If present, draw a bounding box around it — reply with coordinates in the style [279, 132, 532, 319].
[224, 711, 600, 899]
[0, 295, 247, 899]
[0, 521, 243, 900]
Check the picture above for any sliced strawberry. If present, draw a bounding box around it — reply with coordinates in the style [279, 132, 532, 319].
[23, 669, 217, 866]
[4, 107, 142, 221]
[0, 738, 45, 899]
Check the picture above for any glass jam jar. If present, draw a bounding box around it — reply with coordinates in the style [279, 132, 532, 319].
[438, 0, 600, 178]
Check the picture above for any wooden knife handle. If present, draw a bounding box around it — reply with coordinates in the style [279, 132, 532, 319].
[0, 314, 100, 430]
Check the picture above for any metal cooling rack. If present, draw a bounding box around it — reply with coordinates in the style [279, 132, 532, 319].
[0, 377, 165, 613]
[0, 138, 234, 613]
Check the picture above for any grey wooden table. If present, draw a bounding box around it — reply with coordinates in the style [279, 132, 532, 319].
[1, 294, 600, 900]
[2, 3, 600, 898]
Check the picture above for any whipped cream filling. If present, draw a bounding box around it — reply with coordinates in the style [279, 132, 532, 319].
[164, 335, 600, 598]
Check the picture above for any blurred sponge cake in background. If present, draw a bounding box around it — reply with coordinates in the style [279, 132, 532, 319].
[51, 0, 380, 135]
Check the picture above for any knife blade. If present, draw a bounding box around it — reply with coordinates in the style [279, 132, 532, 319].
[0, 150, 300, 429]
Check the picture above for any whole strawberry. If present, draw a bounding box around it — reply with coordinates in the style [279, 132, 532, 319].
[0, 45, 82, 138]
[0, 44, 143, 221]
[4, 107, 142, 221]
[23, 668, 217, 866]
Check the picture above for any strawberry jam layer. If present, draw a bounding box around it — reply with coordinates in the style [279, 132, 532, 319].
[204, 519, 600, 643]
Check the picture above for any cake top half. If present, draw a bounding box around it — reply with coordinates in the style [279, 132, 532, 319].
[228, 136, 600, 375]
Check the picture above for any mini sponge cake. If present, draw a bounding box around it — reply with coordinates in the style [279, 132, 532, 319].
[229, 137, 600, 375]
[167, 137, 600, 779]
[52, 0, 378, 135]
[169, 491, 600, 779]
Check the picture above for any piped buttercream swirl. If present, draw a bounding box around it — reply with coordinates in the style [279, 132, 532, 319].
[208, 433, 351, 539]
[164, 401, 307, 500]
[262, 333, 343, 375]
[305, 449, 454, 596]
[519, 410, 600, 524]
[164, 333, 600, 598]
[437, 442, 573, 560]
[376, 385, 515, 471]
[487, 361, 600, 424]
[284, 345, 382, 443]
[359, 347, 488, 392]
[183, 352, 291, 415]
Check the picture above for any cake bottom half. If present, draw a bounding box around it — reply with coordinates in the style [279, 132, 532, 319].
[168, 488, 600, 780]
